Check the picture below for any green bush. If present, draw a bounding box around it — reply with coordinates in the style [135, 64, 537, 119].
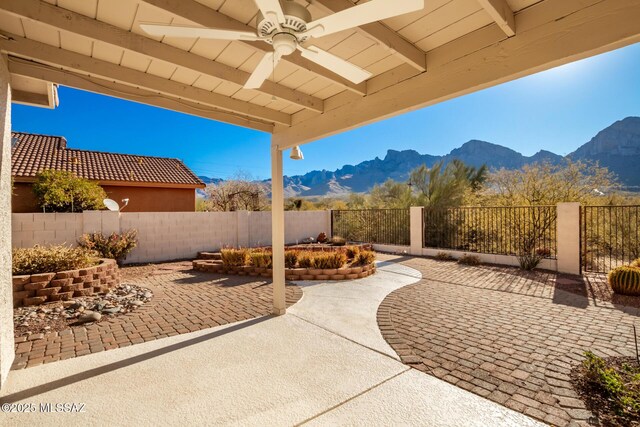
[250, 251, 272, 268]
[352, 250, 375, 266]
[311, 252, 347, 269]
[13, 244, 98, 275]
[33, 170, 107, 212]
[79, 230, 138, 263]
[608, 266, 640, 296]
[220, 249, 250, 267]
[580, 351, 640, 422]
[284, 251, 299, 269]
[458, 254, 481, 266]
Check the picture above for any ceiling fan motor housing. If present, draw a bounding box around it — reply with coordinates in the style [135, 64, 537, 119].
[257, 0, 312, 41]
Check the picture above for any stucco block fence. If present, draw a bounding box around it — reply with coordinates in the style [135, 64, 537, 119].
[12, 259, 118, 308]
[11, 210, 331, 264]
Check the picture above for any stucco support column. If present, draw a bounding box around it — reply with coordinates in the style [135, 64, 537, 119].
[0, 54, 14, 389]
[410, 206, 423, 256]
[557, 202, 581, 275]
[271, 143, 286, 315]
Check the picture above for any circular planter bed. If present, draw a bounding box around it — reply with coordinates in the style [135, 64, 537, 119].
[192, 260, 376, 281]
[12, 259, 120, 308]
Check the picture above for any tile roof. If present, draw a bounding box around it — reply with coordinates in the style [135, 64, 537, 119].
[11, 132, 205, 188]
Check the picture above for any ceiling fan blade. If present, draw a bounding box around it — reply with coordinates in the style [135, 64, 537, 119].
[298, 46, 372, 84]
[254, 0, 286, 24]
[140, 23, 262, 41]
[244, 52, 282, 89]
[303, 0, 424, 38]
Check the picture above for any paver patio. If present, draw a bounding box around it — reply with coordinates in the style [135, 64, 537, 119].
[377, 255, 639, 426]
[12, 262, 302, 369]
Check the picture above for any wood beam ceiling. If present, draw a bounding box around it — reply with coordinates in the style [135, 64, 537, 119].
[311, 0, 427, 71]
[140, 0, 367, 96]
[0, 33, 291, 126]
[0, 0, 323, 112]
[8, 58, 275, 132]
[477, 0, 516, 37]
[273, 0, 640, 148]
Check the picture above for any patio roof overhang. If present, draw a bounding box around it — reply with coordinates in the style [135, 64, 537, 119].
[1, 0, 640, 319]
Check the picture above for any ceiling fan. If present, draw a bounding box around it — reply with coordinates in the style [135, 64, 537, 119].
[140, 0, 424, 90]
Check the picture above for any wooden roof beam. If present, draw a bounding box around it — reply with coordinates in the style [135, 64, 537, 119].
[8, 58, 274, 133]
[0, 33, 291, 126]
[140, 0, 367, 96]
[311, 0, 426, 71]
[273, 0, 640, 148]
[477, 0, 516, 37]
[0, 0, 323, 112]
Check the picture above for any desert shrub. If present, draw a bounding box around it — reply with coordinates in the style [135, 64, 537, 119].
[79, 230, 138, 263]
[345, 246, 361, 260]
[284, 251, 299, 269]
[311, 252, 347, 269]
[458, 254, 481, 266]
[220, 249, 250, 267]
[352, 250, 375, 266]
[517, 251, 542, 271]
[317, 232, 328, 243]
[435, 251, 454, 261]
[250, 251, 272, 268]
[331, 236, 346, 246]
[33, 169, 107, 212]
[608, 266, 640, 296]
[13, 244, 98, 275]
[297, 252, 314, 269]
[577, 351, 640, 423]
[535, 247, 552, 258]
[632, 258, 640, 268]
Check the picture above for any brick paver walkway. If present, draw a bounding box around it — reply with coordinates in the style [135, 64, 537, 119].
[13, 264, 302, 369]
[377, 256, 639, 427]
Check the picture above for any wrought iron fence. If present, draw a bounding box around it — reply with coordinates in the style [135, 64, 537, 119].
[423, 206, 557, 258]
[581, 205, 640, 273]
[331, 209, 410, 246]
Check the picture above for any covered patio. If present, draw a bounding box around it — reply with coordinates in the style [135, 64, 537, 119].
[1, 0, 640, 421]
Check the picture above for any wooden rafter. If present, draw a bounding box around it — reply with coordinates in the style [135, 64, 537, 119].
[140, 0, 367, 96]
[311, 0, 426, 71]
[8, 58, 275, 133]
[273, 0, 640, 148]
[477, 0, 516, 37]
[0, 33, 291, 126]
[0, 0, 323, 112]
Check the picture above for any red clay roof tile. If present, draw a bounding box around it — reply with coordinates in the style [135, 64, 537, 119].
[11, 132, 205, 188]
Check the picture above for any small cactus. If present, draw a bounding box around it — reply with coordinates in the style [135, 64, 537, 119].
[608, 266, 640, 296]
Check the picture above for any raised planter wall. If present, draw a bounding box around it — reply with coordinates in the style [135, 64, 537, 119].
[12, 259, 119, 307]
[192, 260, 376, 281]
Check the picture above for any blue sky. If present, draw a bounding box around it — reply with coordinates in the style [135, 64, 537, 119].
[12, 42, 640, 181]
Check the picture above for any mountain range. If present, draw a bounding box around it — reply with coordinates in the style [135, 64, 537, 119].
[199, 117, 640, 197]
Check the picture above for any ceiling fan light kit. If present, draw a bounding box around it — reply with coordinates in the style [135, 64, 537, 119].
[140, 0, 424, 90]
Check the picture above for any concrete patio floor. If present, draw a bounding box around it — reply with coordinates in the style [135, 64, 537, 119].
[1, 260, 541, 426]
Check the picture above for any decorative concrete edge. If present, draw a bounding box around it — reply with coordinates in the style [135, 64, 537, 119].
[12, 259, 120, 307]
[192, 260, 376, 281]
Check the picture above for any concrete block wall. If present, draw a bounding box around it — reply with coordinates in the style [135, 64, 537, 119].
[121, 212, 238, 263]
[11, 210, 331, 264]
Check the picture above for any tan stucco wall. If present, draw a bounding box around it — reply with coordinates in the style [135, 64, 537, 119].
[0, 55, 14, 388]
[102, 185, 196, 212]
[12, 182, 197, 213]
